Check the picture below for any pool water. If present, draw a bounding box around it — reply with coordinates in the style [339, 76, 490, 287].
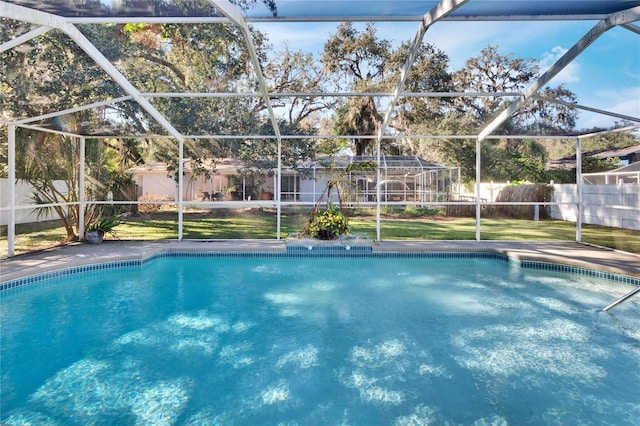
[1, 256, 639, 425]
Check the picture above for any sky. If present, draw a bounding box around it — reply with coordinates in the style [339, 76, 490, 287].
[253, 19, 640, 131]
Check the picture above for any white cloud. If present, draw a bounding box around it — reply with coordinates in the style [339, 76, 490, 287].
[421, 21, 590, 76]
[624, 65, 640, 80]
[595, 86, 640, 112]
[578, 86, 640, 129]
[540, 46, 581, 84]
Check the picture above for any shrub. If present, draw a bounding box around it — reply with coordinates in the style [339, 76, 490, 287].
[86, 214, 122, 237]
[308, 202, 349, 239]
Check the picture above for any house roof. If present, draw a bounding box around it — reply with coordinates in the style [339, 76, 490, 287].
[547, 144, 640, 169]
[333, 155, 445, 170]
[611, 161, 640, 173]
[129, 158, 246, 174]
[590, 144, 640, 159]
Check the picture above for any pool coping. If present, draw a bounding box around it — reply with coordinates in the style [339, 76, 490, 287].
[1, 240, 640, 289]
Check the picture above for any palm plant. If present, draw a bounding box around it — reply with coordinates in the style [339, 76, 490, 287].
[303, 154, 376, 238]
[86, 214, 122, 237]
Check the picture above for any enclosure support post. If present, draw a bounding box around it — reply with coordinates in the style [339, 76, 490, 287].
[369, 0, 468, 243]
[376, 142, 381, 242]
[7, 125, 16, 257]
[276, 138, 282, 240]
[475, 137, 481, 241]
[79, 137, 86, 239]
[178, 137, 183, 240]
[209, 0, 283, 239]
[576, 137, 583, 242]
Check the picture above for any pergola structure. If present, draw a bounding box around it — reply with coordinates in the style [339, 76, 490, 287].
[2, 0, 640, 256]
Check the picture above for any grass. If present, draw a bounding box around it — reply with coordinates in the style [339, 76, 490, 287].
[2, 208, 639, 257]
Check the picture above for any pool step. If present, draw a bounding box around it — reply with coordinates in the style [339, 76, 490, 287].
[286, 244, 373, 256]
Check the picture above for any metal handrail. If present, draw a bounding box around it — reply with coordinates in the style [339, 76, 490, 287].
[602, 286, 640, 312]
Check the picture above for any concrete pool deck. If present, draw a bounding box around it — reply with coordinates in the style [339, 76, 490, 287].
[1, 240, 640, 284]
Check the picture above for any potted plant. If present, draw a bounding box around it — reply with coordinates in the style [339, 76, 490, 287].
[308, 202, 349, 239]
[302, 154, 376, 239]
[86, 214, 122, 244]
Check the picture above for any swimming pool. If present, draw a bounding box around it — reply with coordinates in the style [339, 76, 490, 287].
[1, 253, 639, 425]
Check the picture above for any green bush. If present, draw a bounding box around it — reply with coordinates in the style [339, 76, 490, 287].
[86, 214, 122, 237]
[308, 202, 349, 239]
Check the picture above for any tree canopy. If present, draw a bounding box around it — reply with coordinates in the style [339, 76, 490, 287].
[2, 17, 635, 191]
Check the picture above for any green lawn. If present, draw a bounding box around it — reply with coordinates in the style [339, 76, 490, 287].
[2, 209, 639, 257]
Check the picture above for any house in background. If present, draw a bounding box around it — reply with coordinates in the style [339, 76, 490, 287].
[547, 144, 640, 169]
[129, 158, 272, 202]
[129, 155, 460, 205]
[582, 161, 640, 185]
[591, 144, 640, 166]
[546, 144, 640, 185]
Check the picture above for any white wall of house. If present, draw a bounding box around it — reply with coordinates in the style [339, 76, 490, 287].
[550, 183, 640, 230]
[186, 174, 229, 200]
[297, 176, 317, 202]
[297, 174, 337, 203]
[133, 172, 178, 201]
[133, 170, 261, 201]
[0, 178, 68, 225]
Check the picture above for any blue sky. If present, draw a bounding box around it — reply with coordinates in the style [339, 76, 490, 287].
[254, 19, 640, 131]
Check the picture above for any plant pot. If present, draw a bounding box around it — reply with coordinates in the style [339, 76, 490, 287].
[86, 230, 104, 244]
[317, 229, 336, 240]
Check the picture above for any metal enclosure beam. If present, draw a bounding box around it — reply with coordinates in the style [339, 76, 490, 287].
[0, 8, 187, 126]
[375, 0, 469, 242]
[0, 2, 180, 140]
[531, 95, 640, 123]
[1, 1, 188, 240]
[15, 96, 134, 125]
[60, 24, 185, 142]
[0, 25, 51, 53]
[576, 138, 583, 242]
[475, 137, 481, 241]
[7, 125, 16, 257]
[621, 22, 640, 35]
[478, 6, 640, 142]
[209, 0, 284, 238]
[376, 0, 470, 142]
[79, 137, 86, 239]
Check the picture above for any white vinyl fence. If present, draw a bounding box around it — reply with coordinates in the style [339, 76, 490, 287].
[550, 183, 640, 230]
[0, 179, 68, 225]
[4, 179, 639, 231]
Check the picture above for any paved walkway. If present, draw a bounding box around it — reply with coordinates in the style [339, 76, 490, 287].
[2, 239, 640, 283]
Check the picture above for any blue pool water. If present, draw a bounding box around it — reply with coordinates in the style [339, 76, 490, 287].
[1, 256, 639, 425]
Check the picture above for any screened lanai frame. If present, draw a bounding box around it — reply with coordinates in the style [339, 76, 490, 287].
[2, 0, 640, 257]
